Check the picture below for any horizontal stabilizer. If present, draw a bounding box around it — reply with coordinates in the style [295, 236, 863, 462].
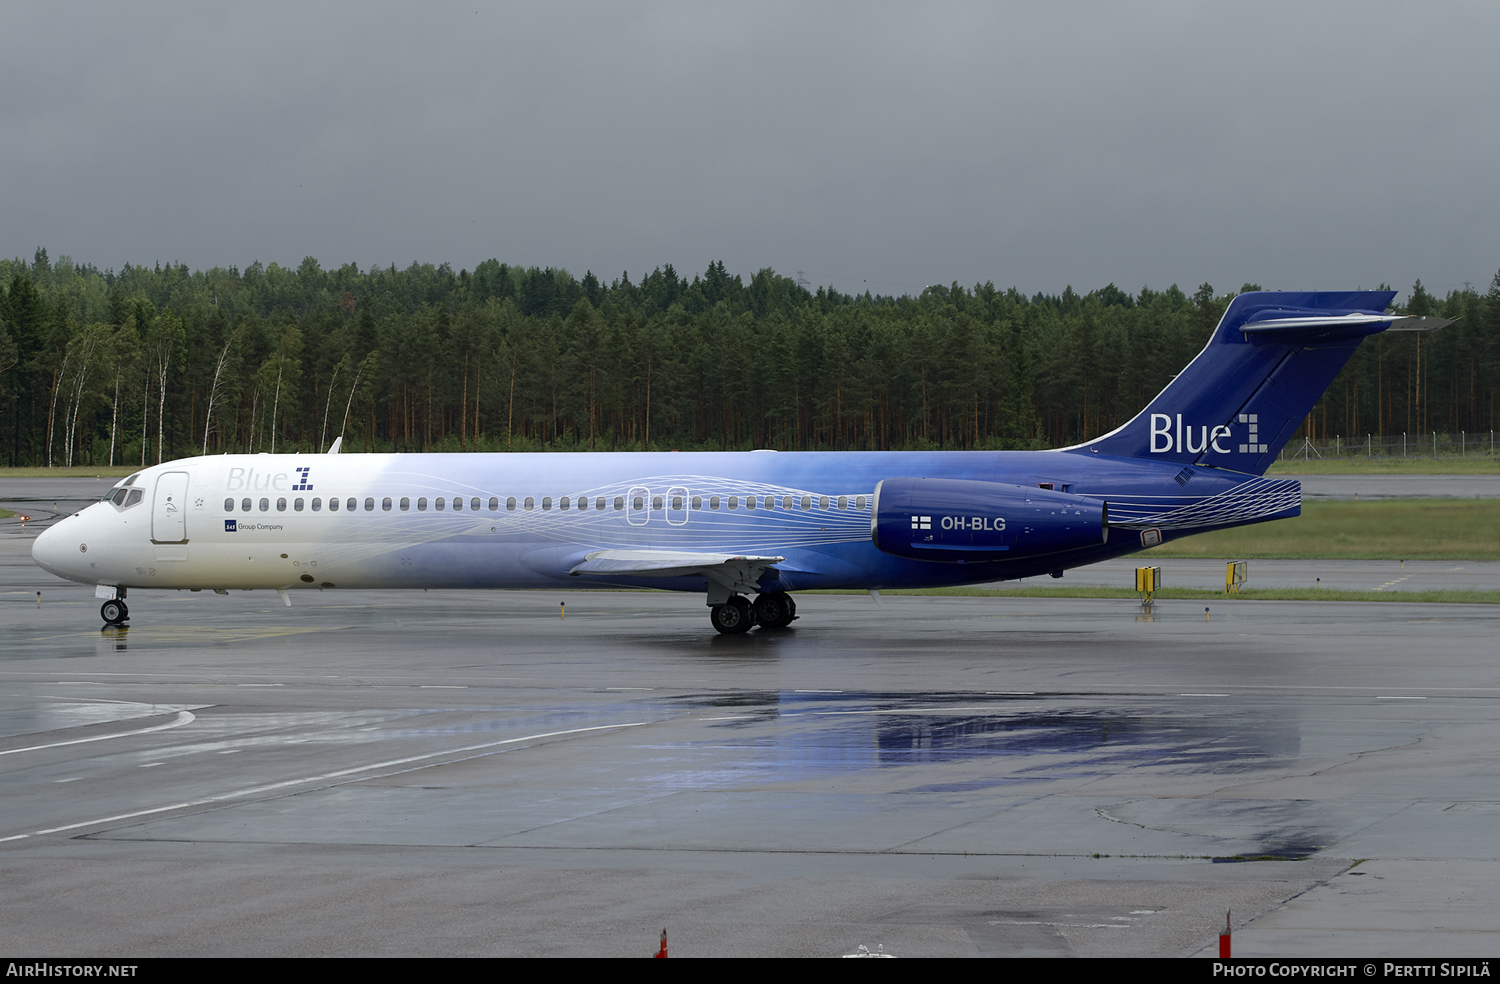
[1240, 313, 1451, 343]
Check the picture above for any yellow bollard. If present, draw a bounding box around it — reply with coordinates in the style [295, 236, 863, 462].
[1135, 566, 1160, 606]
[560, 601, 565, 619]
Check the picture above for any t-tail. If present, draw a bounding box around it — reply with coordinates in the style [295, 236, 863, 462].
[1069, 290, 1449, 475]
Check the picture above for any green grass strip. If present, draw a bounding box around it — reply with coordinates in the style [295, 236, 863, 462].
[1267, 458, 1499, 475]
[1149, 498, 1500, 560]
[0, 466, 140, 478]
[860, 586, 1500, 604]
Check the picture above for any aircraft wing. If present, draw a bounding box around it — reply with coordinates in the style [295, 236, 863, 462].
[568, 549, 785, 601]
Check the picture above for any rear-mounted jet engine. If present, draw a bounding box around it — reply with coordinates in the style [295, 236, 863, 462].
[871, 477, 1107, 563]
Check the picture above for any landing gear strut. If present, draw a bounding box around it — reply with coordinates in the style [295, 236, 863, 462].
[100, 599, 129, 625]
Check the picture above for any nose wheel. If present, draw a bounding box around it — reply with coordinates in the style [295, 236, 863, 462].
[100, 599, 129, 626]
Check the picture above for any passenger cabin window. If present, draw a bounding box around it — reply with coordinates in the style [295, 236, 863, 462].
[224, 497, 234, 511]
[312, 498, 322, 511]
[329, 497, 340, 512]
[364, 498, 375, 511]
[417, 497, 427, 511]
[489, 497, 499, 511]
[294, 498, 304, 511]
[613, 496, 623, 511]
[435, 497, 445, 511]
[400, 497, 410, 511]
[259, 498, 270, 512]
[801, 495, 811, 510]
[506, 497, 516, 511]
[453, 497, 463, 511]
[525, 497, 535, 510]
[346, 498, 356, 512]
[276, 497, 287, 511]
[382, 497, 392, 511]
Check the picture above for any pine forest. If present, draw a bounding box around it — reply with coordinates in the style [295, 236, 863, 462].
[2, 249, 1497, 468]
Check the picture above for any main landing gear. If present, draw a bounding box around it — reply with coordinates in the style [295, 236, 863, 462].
[709, 592, 797, 635]
[100, 599, 129, 625]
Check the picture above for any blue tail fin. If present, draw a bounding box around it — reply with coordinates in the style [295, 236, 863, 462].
[1070, 290, 1421, 475]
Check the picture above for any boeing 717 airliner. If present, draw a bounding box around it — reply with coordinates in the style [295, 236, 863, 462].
[31, 291, 1445, 633]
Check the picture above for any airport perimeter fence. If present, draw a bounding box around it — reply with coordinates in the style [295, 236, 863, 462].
[1280, 431, 1500, 461]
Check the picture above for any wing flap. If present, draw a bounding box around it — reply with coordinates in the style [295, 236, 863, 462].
[569, 549, 787, 605]
[569, 549, 785, 578]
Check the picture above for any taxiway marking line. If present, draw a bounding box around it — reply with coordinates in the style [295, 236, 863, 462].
[0, 711, 197, 757]
[0, 721, 648, 843]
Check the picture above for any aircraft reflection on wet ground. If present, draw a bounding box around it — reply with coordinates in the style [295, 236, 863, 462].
[662, 689, 1300, 788]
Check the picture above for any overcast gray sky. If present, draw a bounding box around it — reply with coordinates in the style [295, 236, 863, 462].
[4, 2, 1498, 300]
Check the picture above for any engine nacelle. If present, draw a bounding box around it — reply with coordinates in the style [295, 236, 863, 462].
[871, 477, 1107, 563]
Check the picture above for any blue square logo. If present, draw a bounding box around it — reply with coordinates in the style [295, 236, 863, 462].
[225, 519, 237, 532]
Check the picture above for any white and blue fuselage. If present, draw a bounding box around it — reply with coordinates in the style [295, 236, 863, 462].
[31, 291, 1443, 633]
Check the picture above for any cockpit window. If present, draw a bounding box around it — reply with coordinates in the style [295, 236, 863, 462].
[122, 473, 139, 487]
[107, 487, 144, 509]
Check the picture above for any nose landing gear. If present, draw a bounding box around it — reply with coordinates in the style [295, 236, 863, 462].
[100, 599, 129, 626]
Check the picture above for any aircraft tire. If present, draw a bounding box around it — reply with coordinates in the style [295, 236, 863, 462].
[100, 600, 129, 625]
[752, 592, 796, 629]
[710, 597, 753, 635]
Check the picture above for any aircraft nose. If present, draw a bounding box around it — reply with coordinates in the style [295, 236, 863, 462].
[31, 520, 82, 581]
